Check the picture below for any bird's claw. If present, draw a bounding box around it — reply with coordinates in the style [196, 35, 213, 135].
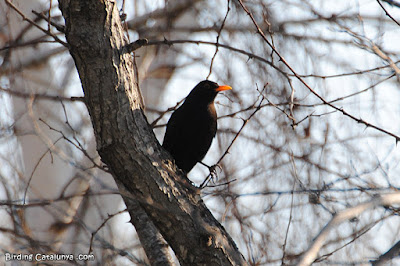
[208, 164, 221, 184]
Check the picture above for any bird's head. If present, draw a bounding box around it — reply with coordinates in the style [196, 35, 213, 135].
[185, 80, 232, 105]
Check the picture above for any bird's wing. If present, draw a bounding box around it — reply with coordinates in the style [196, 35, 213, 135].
[162, 107, 183, 151]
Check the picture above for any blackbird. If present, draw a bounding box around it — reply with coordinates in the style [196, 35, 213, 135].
[163, 80, 232, 173]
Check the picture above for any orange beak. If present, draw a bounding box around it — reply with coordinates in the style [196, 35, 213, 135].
[216, 85, 232, 92]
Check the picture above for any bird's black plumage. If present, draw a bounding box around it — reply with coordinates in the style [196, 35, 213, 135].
[162, 80, 232, 173]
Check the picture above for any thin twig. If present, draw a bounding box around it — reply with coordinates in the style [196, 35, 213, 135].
[382, 0, 400, 8]
[200, 89, 265, 188]
[23, 137, 63, 205]
[145, 39, 286, 76]
[377, 0, 400, 26]
[237, 0, 400, 143]
[39, 118, 105, 171]
[288, 78, 296, 129]
[207, 0, 230, 79]
[32, 10, 65, 32]
[150, 98, 185, 128]
[294, 61, 400, 78]
[0, 86, 84, 102]
[5, 0, 68, 47]
[89, 209, 127, 253]
[281, 181, 295, 264]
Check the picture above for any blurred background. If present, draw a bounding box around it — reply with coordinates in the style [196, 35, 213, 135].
[1, 0, 400, 264]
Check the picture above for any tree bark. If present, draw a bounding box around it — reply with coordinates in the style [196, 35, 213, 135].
[58, 0, 247, 265]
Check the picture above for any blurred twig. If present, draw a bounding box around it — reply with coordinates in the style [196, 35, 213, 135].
[5, 0, 68, 47]
[237, 0, 400, 143]
[298, 193, 400, 266]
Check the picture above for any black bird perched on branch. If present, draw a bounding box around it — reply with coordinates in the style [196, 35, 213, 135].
[163, 80, 232, 173]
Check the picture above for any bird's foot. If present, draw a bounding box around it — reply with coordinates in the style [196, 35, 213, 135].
[199, 163, 221, 188]
[208, 164, 221, 184]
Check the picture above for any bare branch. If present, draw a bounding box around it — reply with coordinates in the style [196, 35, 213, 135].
[298, 193, 400, 266]
[5, 0, 68, 47]
[237, 0, 400, 143]
[377, 0, 400, 26]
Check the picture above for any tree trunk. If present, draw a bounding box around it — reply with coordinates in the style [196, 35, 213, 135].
[58, 0, 247, 265]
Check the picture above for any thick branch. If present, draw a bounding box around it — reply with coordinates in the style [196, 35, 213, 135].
[58, 0, 246, 265]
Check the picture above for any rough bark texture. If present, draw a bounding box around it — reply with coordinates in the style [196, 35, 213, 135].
[58, 0, 247, 265]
